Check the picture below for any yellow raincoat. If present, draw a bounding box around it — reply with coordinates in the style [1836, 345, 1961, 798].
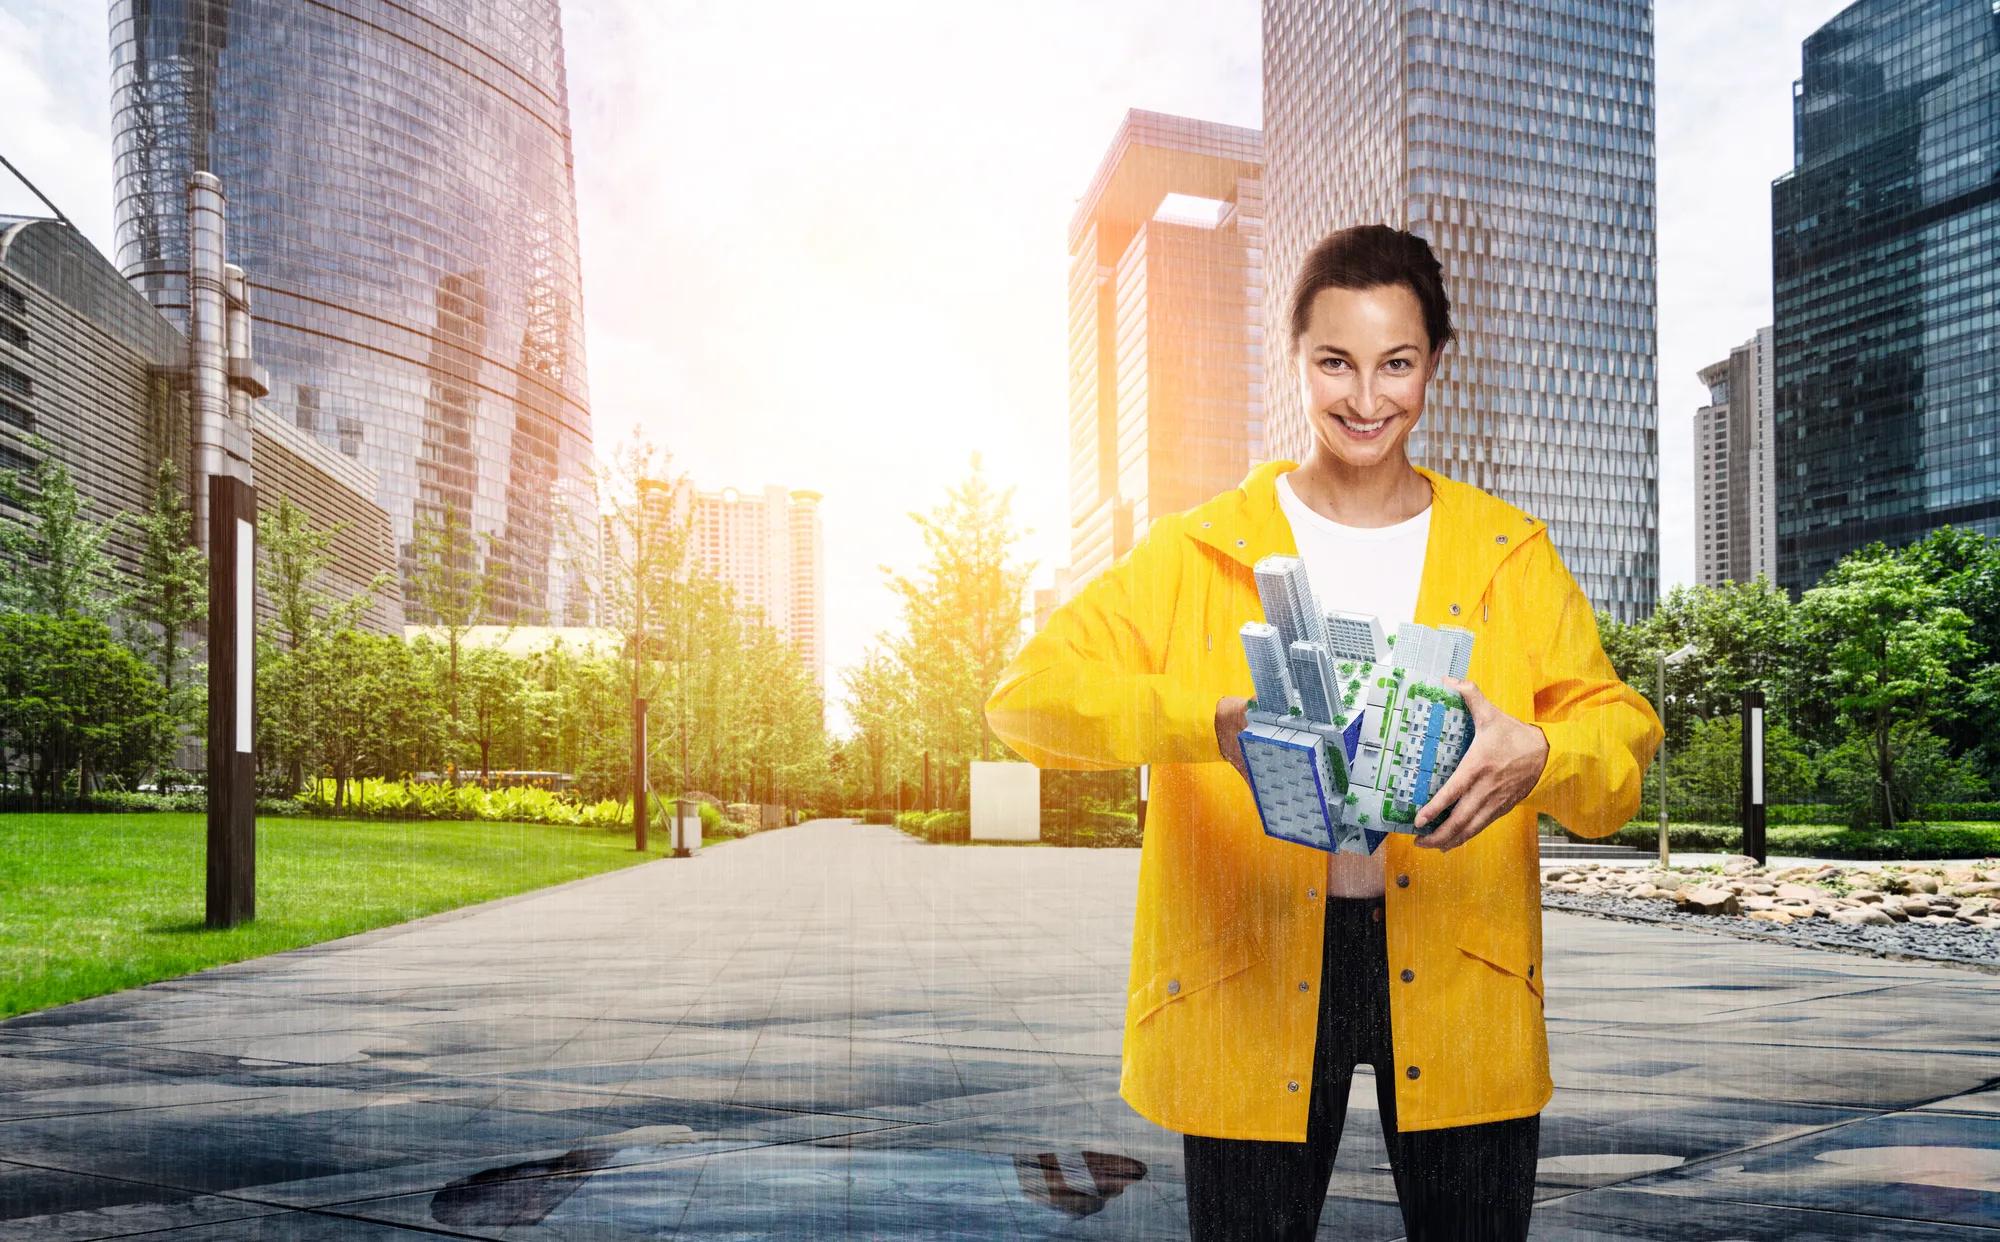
[985, 460, 1662, 1138]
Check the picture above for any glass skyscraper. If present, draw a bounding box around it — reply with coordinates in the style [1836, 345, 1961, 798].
[1770, 0, 1999, 596]
[108, 0, 595, 623]
[1262, 0, 1658, 621]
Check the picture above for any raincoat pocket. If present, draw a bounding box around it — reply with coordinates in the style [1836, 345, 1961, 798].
[1131, 930, 1257, 1026]
[1455, 922, 1544, 1002]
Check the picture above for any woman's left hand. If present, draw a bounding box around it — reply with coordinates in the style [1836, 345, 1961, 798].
[1411, 677, 1550, 851]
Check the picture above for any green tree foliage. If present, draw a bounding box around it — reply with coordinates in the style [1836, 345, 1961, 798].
[1818, 721, 1988, 829]
[407, 500, 500, 750]
[256, 496, 382, 651]
[120, 459, 207, 768]
[873, 457, 1031, 808]
[1664, 713, 1817, 822]
[1796, 555, 1976, 829]
[0, 612, 167, 804]
[842, 646, 915, 807]
[0, 446, 120, 619]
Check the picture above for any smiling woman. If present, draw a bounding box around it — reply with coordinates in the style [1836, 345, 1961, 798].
[985, 224, 1662, 1241]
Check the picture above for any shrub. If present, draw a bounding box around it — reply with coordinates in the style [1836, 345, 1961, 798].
[1604, 820, 2000, 860]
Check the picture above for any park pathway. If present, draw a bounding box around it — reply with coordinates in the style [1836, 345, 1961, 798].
[3, 819, 1998, 1239]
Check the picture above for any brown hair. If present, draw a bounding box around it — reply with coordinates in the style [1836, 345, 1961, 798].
[1285, 224, 1456, 358]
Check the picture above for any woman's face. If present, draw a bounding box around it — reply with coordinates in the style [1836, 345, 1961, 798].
[1293, 282, 1444, 471]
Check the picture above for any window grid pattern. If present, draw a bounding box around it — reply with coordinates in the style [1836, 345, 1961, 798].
[1771, 0, 2000, 594]
[1262, 0, 1659, 622]
[109, 0, 594, 623]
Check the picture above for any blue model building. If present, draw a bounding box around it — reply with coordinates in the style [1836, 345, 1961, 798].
[1237, 556, 1476, 854]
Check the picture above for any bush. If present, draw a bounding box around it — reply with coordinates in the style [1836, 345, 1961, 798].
[1605, 820, 2000, 860]
[859, 807, 895, 824]
[1917, 802, 2000, 822]
[291, 777, 633, 829]
[1042, 807, 1144, 848]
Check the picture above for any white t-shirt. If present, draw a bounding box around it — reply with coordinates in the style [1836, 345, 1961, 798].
[1275, 471, 1430, 631]
[1275, 471, 1432, 891]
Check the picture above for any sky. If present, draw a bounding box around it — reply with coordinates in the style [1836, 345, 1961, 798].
[0, 0, 1857, 732]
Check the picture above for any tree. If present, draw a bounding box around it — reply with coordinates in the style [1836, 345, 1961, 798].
[462, 646, 527, 784]
[576, 431, 695, 841]
[1797, 555, 1975, 829]
[881, 457, 1032, 808]
[408, 501, 501, 761]
[0, 612, 168, 805]
[842, 646, 914, 807]
[120, 458, 207, 782]
[254, 498, 387, 794]
[1665, 713, 1817, 823]
[256, 497, 381, 651]
[0, 446, 120, 619]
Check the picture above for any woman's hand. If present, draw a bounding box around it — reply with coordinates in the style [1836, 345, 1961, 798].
[1215, 695, 1251, 787]
[1413, 677, 1549, 851]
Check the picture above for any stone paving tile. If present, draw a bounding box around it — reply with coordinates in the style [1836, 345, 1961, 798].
[2, 820, 1998, 1239]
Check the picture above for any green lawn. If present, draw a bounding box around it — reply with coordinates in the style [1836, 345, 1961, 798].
[0, 813, 713, 1019]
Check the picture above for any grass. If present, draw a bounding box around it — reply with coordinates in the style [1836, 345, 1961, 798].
[0, 813, 722, 1019]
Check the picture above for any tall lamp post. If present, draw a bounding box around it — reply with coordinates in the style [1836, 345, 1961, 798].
[1655, 643, 1698, 869]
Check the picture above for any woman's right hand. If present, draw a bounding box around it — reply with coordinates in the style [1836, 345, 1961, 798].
[1215, 696, 1251, 787]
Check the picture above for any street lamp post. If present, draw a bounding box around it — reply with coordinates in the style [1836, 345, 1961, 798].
[1656, 643, 1697, 869]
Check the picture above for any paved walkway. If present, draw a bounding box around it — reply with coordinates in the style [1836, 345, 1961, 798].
[2, 820, 1997, 1239]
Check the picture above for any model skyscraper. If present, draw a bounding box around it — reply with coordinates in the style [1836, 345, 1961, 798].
[1236, 555, 1476, 854]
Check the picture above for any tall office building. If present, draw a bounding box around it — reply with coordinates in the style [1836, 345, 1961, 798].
[1063, 110, 1264, 594]
[1262, 1, 1659, 621]
[1694, 327, 1777, 589]
[107, 0, 595, 623]
[1770, 0, 2000, 596]
[678, 483, 826, 689]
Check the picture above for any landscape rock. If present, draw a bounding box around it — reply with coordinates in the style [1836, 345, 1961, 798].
[1831, 906, 1894, 927]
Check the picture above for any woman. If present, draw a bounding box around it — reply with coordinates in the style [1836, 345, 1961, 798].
[984, 224, 1661, 1239]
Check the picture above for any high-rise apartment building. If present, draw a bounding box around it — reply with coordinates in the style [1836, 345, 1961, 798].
[1694, 327, 1777, 590]
[1770, 0, 2000, 595]
[107, 0, 595, 623]
[677, 483, 826, 689]
[1063, 110, 1264, 594]
[1262, 0, 1659, 622]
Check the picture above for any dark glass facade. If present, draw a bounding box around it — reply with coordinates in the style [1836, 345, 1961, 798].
[1263, 0, 1659, 622]
[1770, 0, 2000, 595]
[108, 0, 594, 622]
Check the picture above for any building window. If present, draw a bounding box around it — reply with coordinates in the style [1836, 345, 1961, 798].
[0, 319, 23, 350]
[0, 363, 27, 399]
[0, 398, 28, 432]
[0, 440, 34, 474]
[0, 282, 22, 319]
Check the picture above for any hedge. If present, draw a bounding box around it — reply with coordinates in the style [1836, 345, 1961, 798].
[1604, 821, 2000, 860]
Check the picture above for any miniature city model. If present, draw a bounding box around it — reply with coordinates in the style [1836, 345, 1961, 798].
[1237, 555, 1477, 854]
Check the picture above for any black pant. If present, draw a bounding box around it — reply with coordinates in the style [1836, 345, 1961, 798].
[1181, 895, 1539, 1240]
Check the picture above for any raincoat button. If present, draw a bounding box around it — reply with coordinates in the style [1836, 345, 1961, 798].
[1287, 1080, 1299, 1093]
[1307, 887, 1317, 900]
[1298, 980, 1310, 992]
[1396, 874, 1410, 888]
[1166, 979, 1180, 996]
[1527, 965, 1535, 978]
[1202, 521, 1212, 528]
[1400, 968, 1414, 982]
[1449, 603, 1460, 615]
[1496, 534, 1508, 544]
[1406, 1065, 1421, 1080]
[1235, 538, 1246, 548]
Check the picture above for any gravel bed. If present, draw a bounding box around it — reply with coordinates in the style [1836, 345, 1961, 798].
[1544, 890, 2000, 972]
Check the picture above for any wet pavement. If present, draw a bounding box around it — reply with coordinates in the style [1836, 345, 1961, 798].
[2, 819, 1996, 1239]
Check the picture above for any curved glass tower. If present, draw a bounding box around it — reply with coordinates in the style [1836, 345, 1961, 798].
[109, 0, 594, 622]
